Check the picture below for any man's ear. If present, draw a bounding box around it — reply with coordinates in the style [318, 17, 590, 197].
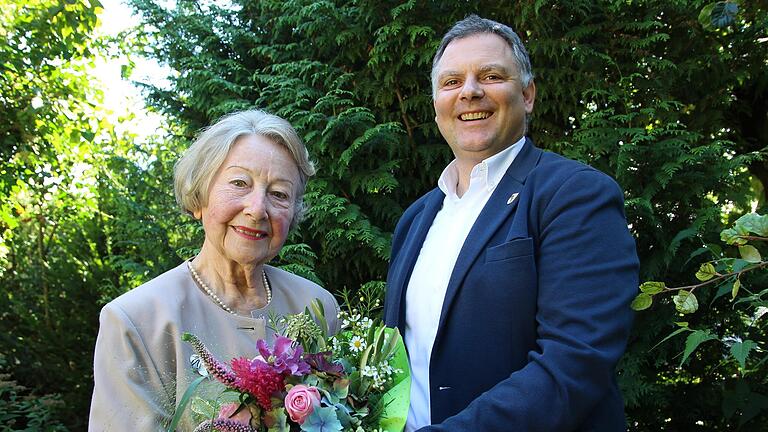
[523, 80, 536, 114]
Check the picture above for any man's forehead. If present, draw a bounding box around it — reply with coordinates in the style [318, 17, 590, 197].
[438, 34, 513, 63]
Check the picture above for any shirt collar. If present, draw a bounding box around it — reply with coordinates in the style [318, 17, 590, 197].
[437, 136, 526, 199]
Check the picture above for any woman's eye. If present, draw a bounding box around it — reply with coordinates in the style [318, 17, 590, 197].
[270, 190, 289, 200]
[230, 179, 247, 187]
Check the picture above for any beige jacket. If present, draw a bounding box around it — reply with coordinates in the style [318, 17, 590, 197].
[88, 261, 339, 431]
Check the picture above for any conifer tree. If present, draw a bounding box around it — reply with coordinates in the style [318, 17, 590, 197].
[126, 0, 767, 428]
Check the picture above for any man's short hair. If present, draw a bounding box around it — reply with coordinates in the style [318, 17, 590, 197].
[431, 14, 534, 98]
[173, 109, 316, 229]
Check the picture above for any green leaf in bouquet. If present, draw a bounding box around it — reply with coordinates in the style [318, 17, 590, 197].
[190, 396, 218, 419]
[370, 324, 387, 363]
[266, 407, 289, 432]
[301, 406, 343, 432]
[310, 299, 329, 337]
[376, 328, 403, 367]
[167, 375, 207, 432]
[377, 328, 410, 432]
[359, 343, 373, 371]
[348, 370, 363, 395]
[332, 378, 350, 400]
[303, 374, 321, 388]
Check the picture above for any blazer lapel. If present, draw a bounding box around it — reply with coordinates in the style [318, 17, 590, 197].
[434, 139, 543, 341]
[389, 189, 444, 333]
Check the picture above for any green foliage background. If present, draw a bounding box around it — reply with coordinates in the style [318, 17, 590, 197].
[0, 0, 766, 430]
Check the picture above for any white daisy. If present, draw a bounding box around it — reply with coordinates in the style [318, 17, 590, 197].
[349, 335, 366, 352]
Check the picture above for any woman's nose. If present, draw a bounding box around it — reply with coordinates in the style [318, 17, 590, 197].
[243, 190, 269, 220]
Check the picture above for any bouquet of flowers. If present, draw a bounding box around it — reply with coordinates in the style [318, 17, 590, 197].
[171, 301, 409, 432]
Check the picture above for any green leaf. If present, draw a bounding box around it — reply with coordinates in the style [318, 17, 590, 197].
[731, 279, 741, 299]
[711, 280, 734, 304]
[736, 213, 768, 236]
[730, 339, 756, 370]
[630, 293, 653, 311]
[267, 407, 289, 432]
[721, 227, 748, 245]
[698, 3, 717, 28]
[738, 245, 761, 263]
[167, 375, 207, 432]
[732, 258, 751, 273]
[710, 1, 739, 28]
[651, 324, 691, 351]
[331, 378, 349, 400]
[189, 396, 217, 419]
[673, 290, 699, 314]
[640, 281, 666, 295]
[680, 329, 717, 366]
[695, 263, 717, 281]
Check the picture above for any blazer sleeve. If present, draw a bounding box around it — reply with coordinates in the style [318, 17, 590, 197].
[89, 303, 172, 432]
[422, 169, 639, 431]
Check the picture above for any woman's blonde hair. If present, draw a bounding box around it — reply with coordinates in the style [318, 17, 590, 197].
[173, 110, 316, 228]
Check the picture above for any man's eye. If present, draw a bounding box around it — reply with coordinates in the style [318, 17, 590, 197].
[444, 79, 460, 87]
[485, 74, 501, 81]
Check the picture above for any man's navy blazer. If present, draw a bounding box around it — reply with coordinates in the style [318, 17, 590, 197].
[384, 139, 639, 431]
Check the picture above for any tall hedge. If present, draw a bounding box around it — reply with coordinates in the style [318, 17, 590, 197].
[1, 0, 766, 429]
[122, 0, 767, 429]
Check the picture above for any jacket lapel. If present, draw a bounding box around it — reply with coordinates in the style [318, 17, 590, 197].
[434, 139, 543, 341]
[389, 189, 444, 332]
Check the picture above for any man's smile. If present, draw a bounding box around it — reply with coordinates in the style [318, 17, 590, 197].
[459, 111, 493, 121]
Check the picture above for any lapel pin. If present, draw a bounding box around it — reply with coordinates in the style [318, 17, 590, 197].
[507, 193, 519, 205]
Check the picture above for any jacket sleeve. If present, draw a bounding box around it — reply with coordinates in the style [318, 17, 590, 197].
[89, 304, 172, 432]
[422, 169, 639, 431]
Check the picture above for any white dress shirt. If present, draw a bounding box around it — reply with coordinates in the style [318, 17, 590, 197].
[404, 138, 525, 431]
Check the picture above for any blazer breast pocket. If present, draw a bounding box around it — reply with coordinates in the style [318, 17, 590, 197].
[485, 237, 534, 262]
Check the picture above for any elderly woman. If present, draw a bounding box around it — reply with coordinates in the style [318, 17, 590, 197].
[89, 110, 339, 431]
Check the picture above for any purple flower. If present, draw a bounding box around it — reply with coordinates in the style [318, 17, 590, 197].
[257, 335, 310, 376]
[304, 352, 344, 375]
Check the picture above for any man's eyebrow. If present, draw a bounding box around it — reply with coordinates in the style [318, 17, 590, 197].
[436, 69, 461, 81]
[478, 63, 512, 73]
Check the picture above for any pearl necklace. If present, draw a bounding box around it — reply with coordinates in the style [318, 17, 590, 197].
[187, 261, 272, 315]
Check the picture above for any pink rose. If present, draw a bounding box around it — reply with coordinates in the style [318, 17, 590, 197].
[284, 384, 321, 424]
[218, 402, 253, 426]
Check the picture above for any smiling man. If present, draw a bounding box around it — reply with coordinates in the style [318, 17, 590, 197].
[383, 15, 640, 431]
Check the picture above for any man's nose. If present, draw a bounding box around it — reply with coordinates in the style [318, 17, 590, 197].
[459, 77, 483, 99]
